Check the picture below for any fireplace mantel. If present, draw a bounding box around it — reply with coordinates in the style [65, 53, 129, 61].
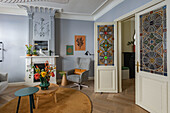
[21, 55, 59, 86]
[20, 55, 59, 58]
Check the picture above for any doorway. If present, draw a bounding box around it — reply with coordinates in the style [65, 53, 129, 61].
[120, 17, 136, 91]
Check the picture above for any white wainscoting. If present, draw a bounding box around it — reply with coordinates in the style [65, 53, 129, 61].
[138, 74, 168, 113]
[96, 67, 117, 93]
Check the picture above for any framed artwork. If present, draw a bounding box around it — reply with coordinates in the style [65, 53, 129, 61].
[66, 45, 74, 55]
[75, 35, 86, 51]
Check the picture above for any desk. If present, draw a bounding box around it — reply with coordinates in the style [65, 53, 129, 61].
[15, 87, 39, 113]
[35, 83, 59, 109]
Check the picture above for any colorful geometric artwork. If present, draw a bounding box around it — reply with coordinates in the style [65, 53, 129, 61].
[75, 35, 86, 51]
[66, 45, 74, 55]
[140, 5, 167, 76]
[98, 25, 114, 66]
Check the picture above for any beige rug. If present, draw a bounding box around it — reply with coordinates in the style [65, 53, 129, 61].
[0, 87, 92, 113]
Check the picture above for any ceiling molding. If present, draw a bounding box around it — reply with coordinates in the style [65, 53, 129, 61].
[0, 0, 69, 3]
[0, 0, 124, 21]
[0, 7, 27, 16]
[55, 13, 94, 21]
[93, 0, 124, 20]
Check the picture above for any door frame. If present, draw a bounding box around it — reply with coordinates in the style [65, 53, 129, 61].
[115, 0, 164, 93]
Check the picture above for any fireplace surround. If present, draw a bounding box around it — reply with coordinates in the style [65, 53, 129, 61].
[21, 56, 59, 86]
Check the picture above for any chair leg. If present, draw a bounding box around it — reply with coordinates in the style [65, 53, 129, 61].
[81, 84, 88, 88]
[70, 83, 88, 90]
[70, 83, 79, 88]
[29, 95, 33, 113]
[16, 96, 21, 113]
[78, 84, 81, 90]
[31, 94, 35, 109]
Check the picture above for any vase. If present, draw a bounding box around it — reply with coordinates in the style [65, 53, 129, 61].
[39, 77, 50, 90]
[26, 50, 32, 56]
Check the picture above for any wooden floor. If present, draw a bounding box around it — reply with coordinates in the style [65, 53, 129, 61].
[0, 79, 149, 113]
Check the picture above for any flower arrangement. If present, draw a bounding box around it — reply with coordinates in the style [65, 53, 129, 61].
[32, 61, 56, 90]
[25, 44, 33, 56]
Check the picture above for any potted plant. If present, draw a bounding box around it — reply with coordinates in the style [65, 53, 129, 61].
[32, 49, 38, 56]
[25, 44, 32, 56]
[127, 40, 135, 52]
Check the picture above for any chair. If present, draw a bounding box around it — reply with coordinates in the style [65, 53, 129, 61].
[0, 72, 8, 94]
[67, 57, 91, 90]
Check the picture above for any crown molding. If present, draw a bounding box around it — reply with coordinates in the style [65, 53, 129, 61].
[0, 7, 27, 16]
[0, 0, 124, 21]
[93, 0, 124, 21]
[55, 13, 94, 21]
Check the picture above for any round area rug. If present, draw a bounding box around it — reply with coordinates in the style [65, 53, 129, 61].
[0, 87, 92, 113]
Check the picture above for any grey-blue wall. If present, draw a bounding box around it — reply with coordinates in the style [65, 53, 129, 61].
[0, 0, 152, 82]
[0, 14, 28, 82]
[0, 15, 94, 83]
[96, 0, 152, 22]
[55, 19, 94, 78]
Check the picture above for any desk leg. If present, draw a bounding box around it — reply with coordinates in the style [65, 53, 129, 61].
[31, 94, 35, 109]
[29, 95, 33, 113]
[16, 96, 21, 113]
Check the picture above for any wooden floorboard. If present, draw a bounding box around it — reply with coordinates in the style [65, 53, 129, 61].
[0, 79, 149, 113]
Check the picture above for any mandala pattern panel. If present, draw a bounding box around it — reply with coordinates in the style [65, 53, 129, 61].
[140, 5, 167, 76]
[98, 25, 114, 66]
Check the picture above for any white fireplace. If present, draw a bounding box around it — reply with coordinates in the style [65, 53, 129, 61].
[21, 56, 59, 86]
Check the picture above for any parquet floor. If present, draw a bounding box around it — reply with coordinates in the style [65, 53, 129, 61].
[0, 79, 149, 113]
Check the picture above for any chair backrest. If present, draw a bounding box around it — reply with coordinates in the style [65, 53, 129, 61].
[77, 57, 91, 70]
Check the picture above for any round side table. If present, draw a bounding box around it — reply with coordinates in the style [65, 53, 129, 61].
[15, 87, 39, 113]
[34, 83, 59, 109]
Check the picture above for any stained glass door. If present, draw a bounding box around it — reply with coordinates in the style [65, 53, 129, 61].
[94, 22, 118, 93]
[135, 2, 169, 113]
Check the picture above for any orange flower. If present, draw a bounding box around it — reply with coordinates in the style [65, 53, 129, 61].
[36, 65, 39, 68]
[34, 73, 40, 80]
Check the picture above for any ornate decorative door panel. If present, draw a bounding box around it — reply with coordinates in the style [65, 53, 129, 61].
[95, 22, 118, 93]
[135, 2, 169, 113]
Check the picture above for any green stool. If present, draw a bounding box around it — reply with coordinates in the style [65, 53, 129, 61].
[15, 87, 39, 113]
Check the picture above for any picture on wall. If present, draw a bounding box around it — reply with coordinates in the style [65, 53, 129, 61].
[66, 45, 74, 55]
[75, 35, 86, 51]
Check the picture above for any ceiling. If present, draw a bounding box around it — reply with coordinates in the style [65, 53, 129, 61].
[0, 0, 124, 21]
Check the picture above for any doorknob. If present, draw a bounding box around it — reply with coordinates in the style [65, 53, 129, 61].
[136, 61, 140, 73]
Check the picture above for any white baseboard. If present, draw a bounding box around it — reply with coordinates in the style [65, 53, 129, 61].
[88, 77, 94, 80]
[7, 77, 94, 86]
[8, 82, 25, 86]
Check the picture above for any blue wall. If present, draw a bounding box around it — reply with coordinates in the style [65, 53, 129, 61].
[96, 0, 152, 22]
[0, 14, 28, 82]
[55, 19, 94, 77]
